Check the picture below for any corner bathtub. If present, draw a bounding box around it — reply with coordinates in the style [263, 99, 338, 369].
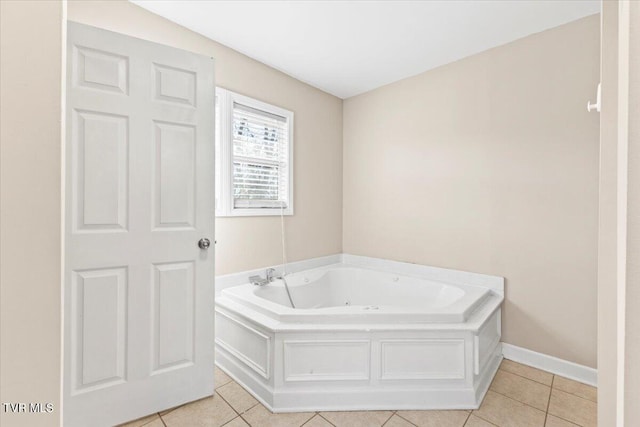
[215, 257, 504, 412]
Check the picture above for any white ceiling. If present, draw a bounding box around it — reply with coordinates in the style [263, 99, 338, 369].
[131, 0, 600, 99]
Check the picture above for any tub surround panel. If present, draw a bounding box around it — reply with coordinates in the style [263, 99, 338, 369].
[215, 311, 272, 380]
[215, 312, 503, 412]
[474, 310, 502, 384]
[283, 340, 371, 382]
[476, 310, 502, 376]
[216, 348, 276, 410]
[379, 339, 466, 380]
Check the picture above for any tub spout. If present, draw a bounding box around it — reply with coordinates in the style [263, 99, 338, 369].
[266, 268, 282, 283]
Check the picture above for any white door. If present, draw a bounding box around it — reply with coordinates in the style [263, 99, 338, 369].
[64, 22, 215, 427]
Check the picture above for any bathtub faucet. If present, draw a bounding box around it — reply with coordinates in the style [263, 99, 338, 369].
[266, 268, 283, 282]
[249, 268, 282, 286]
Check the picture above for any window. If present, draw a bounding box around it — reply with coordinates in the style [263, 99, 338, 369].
[215, 88, 294, 216]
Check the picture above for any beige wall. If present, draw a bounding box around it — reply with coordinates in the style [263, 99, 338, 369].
[68, 0, 344, 275]
[343, 16, 600, 367]
[0, 1, 64, 427]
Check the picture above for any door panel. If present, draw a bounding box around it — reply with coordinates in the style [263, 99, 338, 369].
[73, 45, 129, 94]
[153, 64, 197, 106]
[72, 110, 128, 231]
[65, 22, 215, 427]
[71, 267, 127, 394]
[153, 121, 196, 229]
[151, 261, 195, 374]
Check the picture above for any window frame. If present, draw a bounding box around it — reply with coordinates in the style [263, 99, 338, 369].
[216, 87, 294, 217]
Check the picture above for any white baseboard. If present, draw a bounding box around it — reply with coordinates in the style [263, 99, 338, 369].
[501, 343, 597, 387]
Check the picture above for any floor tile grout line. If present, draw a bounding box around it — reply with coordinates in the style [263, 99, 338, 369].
[550, 385, 598, 403]
[551, 380, 598, 393]
[216, 380, 238, 394]
[486, 388, 548, 413]
[501, 364, 597, 404]
[299, 412, 317, 426]
[156, 381, 236, 421]
[214, 368, 233, 386]
[498, 359, 597, 396]
[216, 380, 265, 415]
[380, 411, 396, 426]
[382, 409, 400, 427]
[216, 379, 233, 388]
[384, 411, 396, 425]
[462, 410, 473, 427]
[498, 366, 554, 388]
[485, 388, 553, 421]
[470, 411, 500, 426]
[546, 403, 591, 427]
[159, 405, 181, 418]
[214, 390, 241, 418]
[299, 414, 314, 427]
[381, 416, 393, 426]
[501, 361, 598, 394]
[219, 416, 243, 427]
[462, 410, 472, 426]
[299, 412, 321, 427]
[543, 375, 555, 426]
[238, 412, 252, 427]
[318, 411, 336, 427]
[135, 413, 166, 427]
[316, 412, 337, 426]
[547, 413, 583, 426]
[157, 410, 171, 419]
[393, 412, 420, 427]
[241, 402, 260, 415]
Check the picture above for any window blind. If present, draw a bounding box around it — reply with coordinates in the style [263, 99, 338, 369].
[232, 102, 290, 209]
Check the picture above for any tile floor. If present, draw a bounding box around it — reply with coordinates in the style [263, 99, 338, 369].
[118, 360, 597, 427]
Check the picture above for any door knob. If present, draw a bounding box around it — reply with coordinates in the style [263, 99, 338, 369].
[198, 238, 211, 250]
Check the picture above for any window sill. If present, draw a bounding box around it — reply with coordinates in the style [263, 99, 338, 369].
[216, 207, 294, 217]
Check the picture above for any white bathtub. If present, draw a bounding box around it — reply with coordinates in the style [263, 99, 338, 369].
[222, 266, 491, 324]
[215, 255, 504, 412]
